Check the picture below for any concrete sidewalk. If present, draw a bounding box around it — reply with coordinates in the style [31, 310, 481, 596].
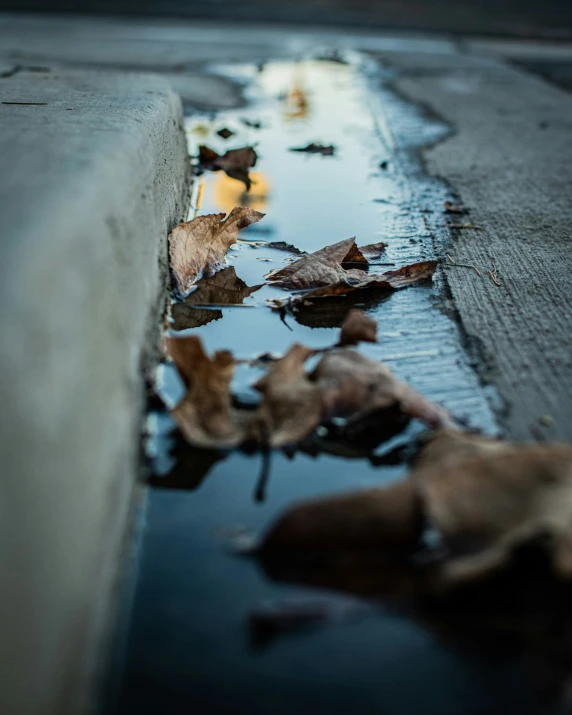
[0, 63, 189, 715]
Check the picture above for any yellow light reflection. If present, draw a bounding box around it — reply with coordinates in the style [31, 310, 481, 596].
[212, 171, 270, 214]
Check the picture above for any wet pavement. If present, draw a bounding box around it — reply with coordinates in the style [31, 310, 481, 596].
[107, 55, 567, 715]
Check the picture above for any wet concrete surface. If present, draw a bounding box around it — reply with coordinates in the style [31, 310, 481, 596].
[109, 57, 569, 715]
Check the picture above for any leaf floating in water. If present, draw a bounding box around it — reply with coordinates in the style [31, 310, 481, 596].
[266, 241, 306, 256]
[339, 309, 377, 346]
[171, 266, 262, 331]
[217, 127, 234, 139]
[168, 206, 264, 294]
[168, 335, 245, 449]
[265, 236, 437, 300]
[166, 328, 449, 450]
[198, 145, 258, 189]
[290, 143, 335, 156]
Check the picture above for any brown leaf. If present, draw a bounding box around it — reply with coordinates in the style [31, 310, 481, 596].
[266, 241, 306, 256]
[411, 430, 572, 585]
[167, 336, 448, 451]
[313, 349, 450, 429]
[251, 344, 322, 447]
[339, 309, 377, 345]
[168, 207, 265, 294]
[265, 237, 436, 299]
[170, 266, 261, 331]
[199, 145, 258, 190]
[217, 127, 234, 139]
[261, 479, 421, 555]
[289, 143, 335, 156]
[168, 335, 245, 448]
[356, 242, 387, 261]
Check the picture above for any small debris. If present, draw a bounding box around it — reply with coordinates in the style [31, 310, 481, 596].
[446, 223, 483, 230]
[290, 143, 335, 156]
[540, 415, 554, 427]
[488, 261, 502, 287]
[266, 241, 306, 256]
[241, 118, 262, 129]
[379, 160, 388, 170]
[443, 201, 467, 214]
[217, 127, 234, 139]
[1, 101, 48, 106]
[445, 254, 482, 277]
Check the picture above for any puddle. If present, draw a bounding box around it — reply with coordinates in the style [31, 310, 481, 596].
[110, 58, 552, 715]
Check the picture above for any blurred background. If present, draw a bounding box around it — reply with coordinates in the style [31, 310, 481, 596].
[1, 0, 572, 39]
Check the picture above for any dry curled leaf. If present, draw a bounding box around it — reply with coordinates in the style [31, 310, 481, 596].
[168, 335, 245, 449]
[171, 266, 261, 331]
[265, 237, 436, 300]
[167, 330, 446, 450]
[251, 344, 322, 447]
[199, 145, 258, 189]
[339, 309, 377, 346]
[289, 143, 335, 156]
[168, 207, 264, 294]
[313, 349, 450, 430]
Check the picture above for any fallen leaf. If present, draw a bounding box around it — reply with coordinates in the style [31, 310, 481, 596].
[313, 349, 450, 430]
[217, 127, 234, 139]
[265, 237, 436, 299]
[266, 241, 306, 256]
[171, 266, 261, 330]
[356, 242, 387, 261]
[168, 207, 265, 294]
[339, 309, 377, 345]
[260, 479, 421, 555]
[251, 344, 322, 447]
[259, 427, 572, 589]
[168, 335, 245, 448]
[411, 430, 572, 585]
[199, 145, 258, 189]
[290, 143, 335, 156]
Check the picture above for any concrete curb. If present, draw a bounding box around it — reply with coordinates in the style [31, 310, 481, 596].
[0, 66, 190, 715]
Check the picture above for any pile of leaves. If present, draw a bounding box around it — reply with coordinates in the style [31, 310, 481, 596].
[168, 207, 436, 300]
[164, 205, 572, 597]
[166, 310, 450, 450]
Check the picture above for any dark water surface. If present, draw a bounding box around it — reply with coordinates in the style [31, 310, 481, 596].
[111, 57, 550, 715]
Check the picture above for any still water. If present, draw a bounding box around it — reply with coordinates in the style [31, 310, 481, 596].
[111, 58, 548, 715]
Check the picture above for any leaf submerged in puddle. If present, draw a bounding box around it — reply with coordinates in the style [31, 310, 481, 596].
[259, 428, 572, 589]
[168, 207, 265, 294]
[170, 266, 261, 331]
[166, 328, 449, 450]
[339, 308, 377, 345]
[265, 237, 436, 300]
[412, 430, 572, 585]
[199, 145, 258, 189]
